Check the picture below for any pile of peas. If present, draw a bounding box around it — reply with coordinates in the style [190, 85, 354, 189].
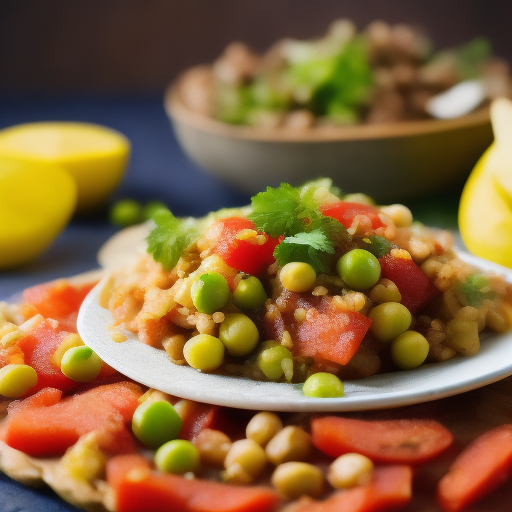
[179, 246, 430, 399]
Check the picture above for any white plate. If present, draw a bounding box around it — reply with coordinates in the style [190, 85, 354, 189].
[77, 252, 512, 412]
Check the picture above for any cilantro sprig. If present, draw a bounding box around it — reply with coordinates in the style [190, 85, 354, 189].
[250, 183, 347, 274]
[146, 209, 199, 270]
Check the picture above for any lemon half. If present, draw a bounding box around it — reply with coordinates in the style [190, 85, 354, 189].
[0, 122, 130, 212]
[0, 158, 77, 268]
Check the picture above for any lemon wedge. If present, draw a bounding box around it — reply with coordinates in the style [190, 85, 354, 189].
[0, 122, 130, 212]
[459, 98, 512, 268]
[0, 158, 77, 269]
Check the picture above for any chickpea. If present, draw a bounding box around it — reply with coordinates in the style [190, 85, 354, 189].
[271, 462, 324, 500]
[327, 453, 374, 489]
[223, 439, 267, 484]
[246, 412, 283, 447]
[194, 429, 232, 466]
[265, 426, 312, 466]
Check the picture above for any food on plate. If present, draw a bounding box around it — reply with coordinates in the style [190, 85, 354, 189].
[459, 97, 512, 269]
[1, 277, 512, 511]
[179, 20, 512, 128]
[103, 180, 512, 386]
[0, 122, 130, 212]
[0, 158, 76, 269]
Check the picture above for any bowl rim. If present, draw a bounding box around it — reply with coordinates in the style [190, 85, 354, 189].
[165, 66, 491, 143]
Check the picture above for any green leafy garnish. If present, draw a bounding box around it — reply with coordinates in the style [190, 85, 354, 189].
[146, 209, 199, 270]
[456, 273, 492, 307]
[249, 183, 317, 237]
[362, 235, 393, 258]
[274, 230, 336, 274]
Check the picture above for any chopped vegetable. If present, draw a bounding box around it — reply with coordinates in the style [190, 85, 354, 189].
[154, 439, 200, 474]
[232, 276, 268, 311]
[302, 372, 344, 398]
[0, 364, 37, 398]
[60, 345, 102, 382]
[311, 417, 453, 463]
[456, 273, 492, 307]
[437, 424, 512, 512]
[191, 272, 231, 314]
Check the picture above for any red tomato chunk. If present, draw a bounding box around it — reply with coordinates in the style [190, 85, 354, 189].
[320, 202, 385, 230]
[209, 217, 279, 276]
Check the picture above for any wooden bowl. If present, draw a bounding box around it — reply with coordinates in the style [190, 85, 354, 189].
[165, 67, 493, 202]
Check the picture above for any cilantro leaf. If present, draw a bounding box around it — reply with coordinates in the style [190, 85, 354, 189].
[456, 273, 492, 307]
[308, 214, 348, 245]
[274, 230, 335, 274]
[249, 183, 309, 237]
[146, 209, 199, 270]
[362, 235, 393, 258]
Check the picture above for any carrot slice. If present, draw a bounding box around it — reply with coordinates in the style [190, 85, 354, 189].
[1, 381, 142, 456]
[289, 465, 412, 512]
[437, 424, 512, 512]
[312, 416, 453, 464]
[23, 279, 96, 332]
[107, 454, 281, 512]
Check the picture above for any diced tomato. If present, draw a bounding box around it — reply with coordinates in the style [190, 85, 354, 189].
[293, 298, 372, 366]
[178, 401, 244, 442]
[290, 465, 412, 512]
[321, 202, 385, 231]
[15, 319, 117, 394]
[7, 387, 62, 414]
[437, 424, 512, 512]
[16, 320, 79, 393]
[1, 382, 142, 457]
[379, 253, 439, 313]
[23, 279, 97, 333]
[107, 454, 281, 512]
[209, 217, 279, 276]
[312, 416, 453, 464]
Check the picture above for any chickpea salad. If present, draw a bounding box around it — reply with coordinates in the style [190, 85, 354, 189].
[104, 180, 512, 397]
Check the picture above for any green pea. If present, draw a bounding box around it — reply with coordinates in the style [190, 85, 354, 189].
[369, 302, 412, 343]
[143, 200, 167, 221]
[257, 343, 293, 381]
[0, 364, 38, 398]
[337, 249, 381, 290]
[391, 331, 429, 370]
[155, 439, 200, 474]
[132, 400, 182, 449]
[60, 346, 102, 382]
[190, 272, 231, 314]
[232, 276, 268, 311]
[183, 334, 224, 371]
[303, 372, 344, 398]
[109, 199, 143, 227]
[219, 313, 259, 357]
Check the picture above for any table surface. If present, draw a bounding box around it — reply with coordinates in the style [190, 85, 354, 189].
[0, 96, 487, 512]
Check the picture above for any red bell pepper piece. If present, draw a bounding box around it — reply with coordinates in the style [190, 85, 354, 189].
[23, 279, 97, 333]
[321, 202, 385, 230]
[209, 217, 279, 276]
[290, 465, 412, 512]
[437, 424, 512, 512]
[312, 416, 453, 464]
[107, 454, 281, 512]
[379, 253, 439, 313]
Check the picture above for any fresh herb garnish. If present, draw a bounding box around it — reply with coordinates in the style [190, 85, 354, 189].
[274, 230, 336, 274]
[249, 183, 317, 237]
[146, 209, 199, 270]
[456, 273, 492, 307]
[362, 235, 393, 258]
